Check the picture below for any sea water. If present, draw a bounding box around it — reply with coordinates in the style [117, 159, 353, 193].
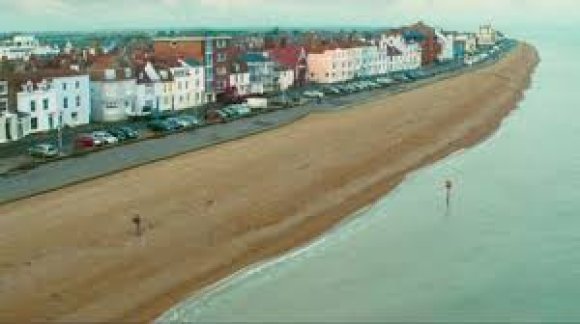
[159, 28, 580, 322]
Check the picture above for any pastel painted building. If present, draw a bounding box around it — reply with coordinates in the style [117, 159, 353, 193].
[307, 43, 361, 84]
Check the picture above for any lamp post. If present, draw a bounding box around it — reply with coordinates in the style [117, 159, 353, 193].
[57, 110, 63, 156]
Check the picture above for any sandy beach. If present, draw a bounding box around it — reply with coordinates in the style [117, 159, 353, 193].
[0, 43, 539, 322]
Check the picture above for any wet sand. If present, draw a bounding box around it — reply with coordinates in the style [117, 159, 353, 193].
[0, 43, 539, 322]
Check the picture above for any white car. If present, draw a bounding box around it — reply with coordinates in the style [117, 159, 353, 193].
[303, 90, 324, 99]
[92, 131, 119, 145]
[376, 77, 395, 85]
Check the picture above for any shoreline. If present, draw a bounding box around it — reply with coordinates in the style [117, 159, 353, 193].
[0, 43, 540, 322]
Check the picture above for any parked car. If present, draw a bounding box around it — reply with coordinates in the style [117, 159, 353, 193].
[148, 119, 178, 132]
[75, 134, 102, 148]
[28, 143, 59, 158]
[336, 85, 354, 94]
[92, 131, 119, 145]
[168, 116, 193, 128]
[107, 128, 128, 142]
[376, 77, 395, 86]
[322, 86, 341, 95]
[118, 126, 140, 139]
[221, 107, 238, 119]
[164, 117, 187, 130]
[178, 115, 203, 127]
[303, 90, 324, 99]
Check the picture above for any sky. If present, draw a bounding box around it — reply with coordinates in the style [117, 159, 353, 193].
[0, 0, 578, 33]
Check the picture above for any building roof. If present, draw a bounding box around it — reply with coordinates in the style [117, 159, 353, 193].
[183, 58, 202, 67]
[386, 45, 402, 56]
[154, 36, 232, 42]
[241, 52, 270, 63]
[267, 45, 306, 69]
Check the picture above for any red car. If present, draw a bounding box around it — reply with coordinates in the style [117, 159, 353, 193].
[75, 134, 102, 149]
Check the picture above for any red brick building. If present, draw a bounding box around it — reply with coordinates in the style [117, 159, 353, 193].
[402, 22, 442, 66]
[266, 42, 308, 87]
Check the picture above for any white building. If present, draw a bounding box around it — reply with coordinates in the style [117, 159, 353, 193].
[242, 53, 277, 94]
[135, 59, 205, 117]
[0, 35, 60, 61]
[16, 79, 59, 134]
[477, 25, 498, 47]
[229, 61, 251, 97]
[379, 33, 422, 72]
[436, 30, 456, 61]
[456, 33, 478, 55]
[277, 68, 295, 91]
[170, 59, 205, 111]
[50, 74, 91, 127]
[1, 79, 30, 143]
[90, 68, 137, 122]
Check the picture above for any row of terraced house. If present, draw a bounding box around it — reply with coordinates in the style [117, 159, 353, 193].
[0, 23, 502, 144]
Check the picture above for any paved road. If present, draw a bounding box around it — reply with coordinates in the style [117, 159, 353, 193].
[0, 107, 311, 203]
[0, 40, 517, 204]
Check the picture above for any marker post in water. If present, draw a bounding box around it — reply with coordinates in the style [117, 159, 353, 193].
[445, 180, 453, 210]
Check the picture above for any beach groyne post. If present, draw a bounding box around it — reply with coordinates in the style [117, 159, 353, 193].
[132, 214, 143, 237]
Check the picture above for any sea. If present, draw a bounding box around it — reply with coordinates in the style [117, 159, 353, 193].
[158, 26, 580, 322]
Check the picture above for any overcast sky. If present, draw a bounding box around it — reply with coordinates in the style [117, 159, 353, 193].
[0, 0, 578, 33]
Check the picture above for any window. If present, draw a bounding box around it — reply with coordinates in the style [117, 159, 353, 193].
[75, 81, 80, 89]
[71, 112, 78, 121]
[76, 96, 81, 107]
[0, 99, 7, 112]
[106, 102, 118, 109]
[185, 81, 189, 89]
[217, 53, 226, 62]
[30, 117, 38, 130]
[217, 66, 227, 76]
[216, 39, 227, 49]
[63, 97, 68, 109]
[62, 83, 67, 91]
[30, 100, 36, 112]
[43, 98, 49, 110]
[0, 81, 7, 95]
